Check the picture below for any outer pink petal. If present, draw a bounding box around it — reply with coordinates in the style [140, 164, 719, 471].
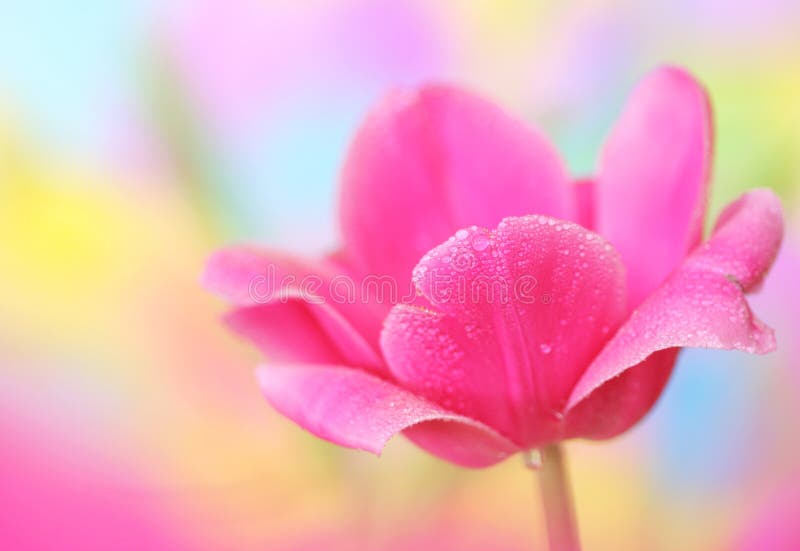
[224, 304, 342, 364]
[597, 65, 713, 309]
[380, 215, 627, 448]
[339, 84, 572, 284]
[204, 246, 317, 306]
[564, 348, 677, 440]
[203, 246, 384, 370]
[568, 189, 783, 410]
[682, 188, 784, 292]
[256, 365, 519, 468]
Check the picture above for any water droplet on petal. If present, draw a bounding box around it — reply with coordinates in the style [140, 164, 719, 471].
[472, 234, 490, 251]
[539, 343, 552, 355]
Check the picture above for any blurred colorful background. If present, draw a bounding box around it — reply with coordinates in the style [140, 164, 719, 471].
[1, 1, 799, 550]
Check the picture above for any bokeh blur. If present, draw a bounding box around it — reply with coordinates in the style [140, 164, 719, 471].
[1, 1, 799, 550]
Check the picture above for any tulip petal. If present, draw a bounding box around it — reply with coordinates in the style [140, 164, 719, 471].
[682, 188, 784, 292]
[204, 246, 311, 306]
[381, 215, 627, 448]
[597, 66, 712, 308]
[564, 348, 677, 440]
[340, 84, 572, 284]
[224, 304, 342, 364]
[257, 365, 519, 468]
[204, 246, 384, 370]
[568, 189, 783, 410]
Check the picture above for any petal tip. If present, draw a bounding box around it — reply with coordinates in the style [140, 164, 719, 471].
[201, 249, 228, 293]
[646, 64, 707, 94]
[202, 246, 261, 301]
[747, 187, 784, 216]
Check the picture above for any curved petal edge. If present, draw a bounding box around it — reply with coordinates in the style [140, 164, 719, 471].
[257, 365, 519, 468]
[204, 246, 384, 370]
[597, 65, 713, 309]
[339, 84, 572, 283]
[568, 189, 783, 410]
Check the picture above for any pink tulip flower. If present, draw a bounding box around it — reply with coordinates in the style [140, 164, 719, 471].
[204, 66, 782, 468]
